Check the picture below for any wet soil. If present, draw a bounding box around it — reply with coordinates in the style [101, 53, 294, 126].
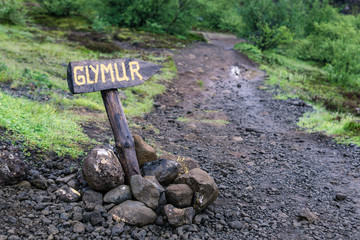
[1, 33, 360, 239]
[137, 32, 360, 239]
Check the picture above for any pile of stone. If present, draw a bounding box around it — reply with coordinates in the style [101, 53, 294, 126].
[62, 135, 218, 227]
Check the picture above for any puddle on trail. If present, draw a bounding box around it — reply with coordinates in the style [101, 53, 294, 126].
[230, 66, 242, 79]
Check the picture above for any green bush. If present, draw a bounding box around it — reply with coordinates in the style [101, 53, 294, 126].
[95, 0, 198, 35]
[196, 0, 242, 32]
[36, 0, 80, 16]
[343, 120, 360, 135]
[298, 16, 360, 87]
[237, 0, 339, 50]
[0, 0, 26, 25]
[234, 42, 262, 63]
[249, 23, 294, 50]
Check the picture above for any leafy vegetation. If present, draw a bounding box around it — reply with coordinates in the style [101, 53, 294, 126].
[0, 91, 91, 157]
[233, 1, 360, 146]
[196, 0, 242, 32]
[36, 0, 80, 16]
[0, 22, 176, 157]
[0, 0, 26, 25]
[297, 16, 360, 88]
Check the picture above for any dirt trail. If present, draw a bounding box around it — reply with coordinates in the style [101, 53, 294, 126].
[141, 33, 360, 239]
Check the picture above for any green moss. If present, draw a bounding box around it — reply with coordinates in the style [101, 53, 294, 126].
[298, 105, 360, 145]
[0, 91, 92, 157]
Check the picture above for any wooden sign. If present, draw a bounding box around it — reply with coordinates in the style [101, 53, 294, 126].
[67, 58, 162, 94]
[67, 58, 162, 183]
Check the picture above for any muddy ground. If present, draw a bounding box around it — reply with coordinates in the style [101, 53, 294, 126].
[1, 33, 360, 239]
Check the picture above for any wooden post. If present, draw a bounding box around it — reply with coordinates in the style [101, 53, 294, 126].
[66, 58, 161, 183]
[101, 89, 140, 183]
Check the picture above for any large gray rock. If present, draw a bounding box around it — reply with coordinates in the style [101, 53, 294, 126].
[55, 186, 81, 202]
[165, 184, 193, 208]
[142, 159, 180, 185]
[109, 200, 157, 226]
[164, 204, 195, 227]
[82, 189, 103, 211]
[144, 176, 165, 193]
[159, 154, 200, 175]
[133, 134, 157, 167]
[103, 185, 132, 204]
[174, 168, 218, 212]
[174, 157, 200, 175]
[82, 146, 124, 191]
[0, 155, 26, 185]
[130, 175, 160, 210]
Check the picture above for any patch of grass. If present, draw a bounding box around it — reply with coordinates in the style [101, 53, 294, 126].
[0, 22, 178, 156]
[261, 52, 359, 115]
[234, 42, 263, 63]
[197, 80, 204, 88]
[298, 105, 360, 145]
[236, 43, 360, 146]
[123, 56, 176, 117]
[0, 91, 92, 157]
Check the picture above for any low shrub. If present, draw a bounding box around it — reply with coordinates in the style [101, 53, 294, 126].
[234, 42, 262, 63]
[249, 23, 294, 50]
[36, 0, 80, 16]
[0, 0, 26, 25]
[298, 16, 360, 87]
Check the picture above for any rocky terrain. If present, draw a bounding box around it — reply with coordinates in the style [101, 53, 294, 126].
[1, 33, 360, 239]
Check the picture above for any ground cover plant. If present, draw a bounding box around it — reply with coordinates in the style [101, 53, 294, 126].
[234, 1, 360, 145]
[0, 19, 177, 157]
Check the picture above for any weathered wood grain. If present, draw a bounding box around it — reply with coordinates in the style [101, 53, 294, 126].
[67, 58, 162, 94]
[101, 89, 140, 183]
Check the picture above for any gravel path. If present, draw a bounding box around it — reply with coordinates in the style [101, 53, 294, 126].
[1, 33, 360, 239]
[145, 33, 360, 239]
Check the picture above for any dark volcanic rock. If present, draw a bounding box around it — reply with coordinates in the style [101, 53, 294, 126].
[73, 222, 86, 233]
[55, 186, 81, 202]
[130, 175, 160, 210]
[82, 189, 103, 211]
[133, 134, 158, 167]
[144, 175, 165, 193]
[103, 185, 132, 205]
[174, 168, 218, 212]
[90, 210, 103, 226]
[335, 193, 347, 201]
[229, 221, 242, 230]
[82, 146, 124, 191]
[31, 174, 48, 190]
[173, 156, 200, 175]
[142, 159, 180, 185]
[164, 204, 195, 227]
[0, 156, 26, 185]
[159, 154, 200, 175]
[109, 200, 157, 226]
[298, 211, 320, 223]
[165, 184, 193, 208]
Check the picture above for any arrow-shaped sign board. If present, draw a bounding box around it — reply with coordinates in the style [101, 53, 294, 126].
[67, 58, 162, 183]
[67, 58, 162, 94]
